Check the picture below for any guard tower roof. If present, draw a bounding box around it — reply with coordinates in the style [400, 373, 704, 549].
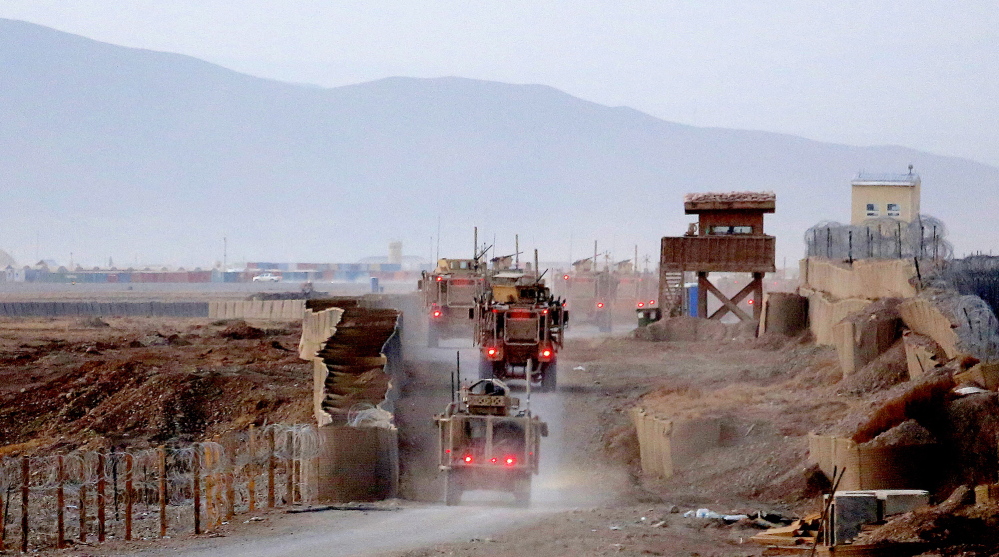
[684, 191, 776, 214]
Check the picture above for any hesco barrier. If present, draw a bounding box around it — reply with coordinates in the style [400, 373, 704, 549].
[807, 434, 939, 491]
[298, 298, 402, 503]
[0, 302, 209, 318]
[207, 300, 305, 321]
[630, 408, 720, 479]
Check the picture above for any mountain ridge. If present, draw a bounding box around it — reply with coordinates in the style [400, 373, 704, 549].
[1, 18, 995, 267]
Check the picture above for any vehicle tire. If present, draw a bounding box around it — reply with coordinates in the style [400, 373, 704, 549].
[513, 475, 531, 508]
[427, 322, 439, 348]
[540, 362, 557, 392]
[478, 357, 495, 380]
[444, 470, 462, 506]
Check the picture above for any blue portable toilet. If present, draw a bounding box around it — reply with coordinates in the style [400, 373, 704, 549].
[685, 283, 699, 317]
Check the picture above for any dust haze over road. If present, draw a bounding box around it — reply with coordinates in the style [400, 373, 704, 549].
[137, 329, 630, 557]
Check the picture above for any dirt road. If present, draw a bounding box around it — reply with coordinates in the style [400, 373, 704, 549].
[9, 315, 838, 556]
[116, 338, 633, 557]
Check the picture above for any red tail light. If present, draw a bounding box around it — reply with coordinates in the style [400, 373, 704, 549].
[637, 302, 645, 308]
[563, 274, 570, 280]
[538, 346, 553, 361]
[463, 455, 473, 463]
[649, 300, 656, 306]
[504, 456, 516, 466]
[485, 346, 502, 360]
[747, 299, 755, 305]
[435, 276, 443, 282]
[490, 457, 498, 463]
[432, 310, 442, 318]
[596, 302, 604, 309]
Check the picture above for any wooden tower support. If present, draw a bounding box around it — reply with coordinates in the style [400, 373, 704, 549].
[696, 271, 764, 322]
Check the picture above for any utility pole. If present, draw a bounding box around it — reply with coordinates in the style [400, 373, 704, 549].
[223, 237, 227, 271]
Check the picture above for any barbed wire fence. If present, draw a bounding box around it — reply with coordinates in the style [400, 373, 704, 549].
[922, 256, 999, 363]
[0, 424, 320, 552]
[804, 215, 953, 262]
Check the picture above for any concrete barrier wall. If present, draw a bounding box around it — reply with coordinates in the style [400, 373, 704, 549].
[631, 407, 721, 479]
[0, 301, 209, 317]
[207, 300, 305, 321]
[801, 258, 917, 301]
[808, 434, 938, 491]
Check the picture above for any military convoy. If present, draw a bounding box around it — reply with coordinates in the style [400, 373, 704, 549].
[418, 258, 486, 347]
[435, 378, 548, 506]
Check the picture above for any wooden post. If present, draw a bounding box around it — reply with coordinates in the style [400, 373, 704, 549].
[158, 446, 167, 538]
[0, 485, 6, 551]
[57, 455, 65, 548]
[697, 272, 709, 318]
[285, 431, 294, 506]
[247, 425, 256, 512]
[752, 272, 764, 322]
[97, 453, 106, 542]
[205, 443, 216, 529]
[124, 453, 133, 541]
[193, 446, 201, 535]
[20, 456, 28, 553]
[78, 482, 87, 543]
[225, 460, 235, 521]
[267, 429, 275, 508]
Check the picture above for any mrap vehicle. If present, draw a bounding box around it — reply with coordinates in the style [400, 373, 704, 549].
[474, 271, 567, 391]
[418, 258, 486, 347]
[559, 258, 617, 333]
[435, 378, 547, 506]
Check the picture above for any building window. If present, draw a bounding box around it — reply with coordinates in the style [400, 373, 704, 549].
[709, 225, 754, 235]
[887, 203, 901, 217]
[866, 203, 879, 217]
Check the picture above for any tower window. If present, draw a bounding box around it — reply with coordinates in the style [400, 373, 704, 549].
[887, 203, 901, 217]
[866, 203, 879, 217]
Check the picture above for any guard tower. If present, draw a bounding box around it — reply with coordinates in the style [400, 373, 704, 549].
[659, 192, 776, 324]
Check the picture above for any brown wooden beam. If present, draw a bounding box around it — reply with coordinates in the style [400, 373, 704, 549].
[703, 277, 753, 322]
[696, 272, 709, 318]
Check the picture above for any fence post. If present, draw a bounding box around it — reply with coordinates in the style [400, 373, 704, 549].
[225, 449, 235, 522]
[57, 455, 65, 548]
[79, 477, 87, 543]
[293, 434, 302, 504]
[158, 446, 167, 538]
[248, 425, 256, 512]
[205, 443, 216, 529]
[97, 453, 106, 542]
[193, 445, 201, 535]
[20, 456, 28, 553]
[125, 453, 133, 541]
[267, 429, 275, 508]
[285, 431, 294, 506]
[0, 483, 5, 551]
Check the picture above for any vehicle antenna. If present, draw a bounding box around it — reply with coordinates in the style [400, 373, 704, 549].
[534, 249, 539, 280]
[515, 235, 519, 270]
[455, 350, 461, 394]
[525, 359, 532, 414]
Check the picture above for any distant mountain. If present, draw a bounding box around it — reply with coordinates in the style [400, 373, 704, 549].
[2, 18, 996, 267]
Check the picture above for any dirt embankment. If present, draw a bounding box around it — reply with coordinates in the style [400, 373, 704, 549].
[0, 317, 312, 455]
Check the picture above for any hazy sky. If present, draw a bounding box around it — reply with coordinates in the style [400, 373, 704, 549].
[2, 1, 997, 167]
